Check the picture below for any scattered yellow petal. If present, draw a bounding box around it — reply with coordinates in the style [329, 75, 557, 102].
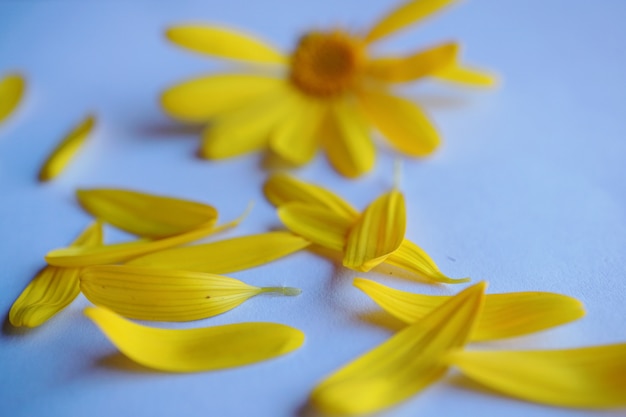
[38, 114, 95, 181]
[76, 188, 218, 239]
[80, 265, 300, 321]
[343, 189, 406, 272]
[278, 203, 351, 252]
[166, 25, 286, 64]
[434, 63, 498, 87]
[0, 72, 25, 125]
[126, 232, 310, 273]
[354, 278, 585, 341]
[85, 306, 304, 372]
[311, 282, 486, 415]
[9, 222, 103, 327]
[447, 344, 626, 408]
[365, 0, 458, 43]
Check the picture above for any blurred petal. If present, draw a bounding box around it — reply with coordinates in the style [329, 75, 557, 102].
[0, 72, 25, 124]
[263, 173, 358, 220]
[311, 282, 486, 415]
[126, 232, 310, 273]
[358, 90, 440, 157]
[38, 115, 95, 181]
[322, 99, 375, 178]
[76, 188, 218, 239]
[447, 344, 626, 408]
[9, 222, 102, 327]
[434, 63, 498, 87]
[385, 239, 469, 283]
[166, 25, 285, 64]
[85, 306, 304, 372]
[343, 190, 405, 272]
[365, 0, 458, 43]
[278, 203, 351, 252]
[161, 74, 282, 122]
[365, 42, 457, 83]
[354, 278, 585, 341]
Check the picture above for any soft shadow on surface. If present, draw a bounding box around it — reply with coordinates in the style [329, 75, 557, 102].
[133, 121, 205, 140]
[448, 372, 514, 401]
[259, 150, 302, 172]
[406, 93, 471, 110]
[357, 310, 406, 332]
[97, 352, 158, 374]
[2, 313, 33, 336]
[296, 401, 325, 417]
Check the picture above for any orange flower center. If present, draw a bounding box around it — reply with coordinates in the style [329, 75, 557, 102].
[289, 31, 365, 97]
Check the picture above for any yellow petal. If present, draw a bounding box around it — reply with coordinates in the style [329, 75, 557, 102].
[365, 42, 458, 83]
[200, 83, 295, 159]
[322, 99, 375, 178]
[311, 282, 486, 415]
[385, 239, 469, 283]
[343, 190, 406, 272]
[269, 93, 324, 165]
[165, 25, 286, 64]
[80, 265, 300, 321]
[263, 173, 358, 220]
[38, 115, 95, 181]
[447, 344, 626, 408]
[278, 203, 351, 252]
[85, 306, 304, 372]
[9, 222, 103, 327]
[0, 72, 25, 124]
[161, 74, 283, 122]
[354, 278, 585, 341]
[76, 188, 218, 239]
[365, 0, 458, 43]
[358, 90, 440, 157]
[434, 63, 498, 87]
[126, 232, 310, 273]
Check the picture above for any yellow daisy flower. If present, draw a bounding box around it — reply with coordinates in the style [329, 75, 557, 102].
[162, 0, 495, 177]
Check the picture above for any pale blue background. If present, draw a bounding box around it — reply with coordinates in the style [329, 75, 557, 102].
[1, 1, 626, 416]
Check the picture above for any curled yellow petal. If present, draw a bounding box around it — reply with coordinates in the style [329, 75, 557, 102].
[9, 222, 103, 327]
[278, 203, 351, 252]
[38, 114, 95, 181]
[161, 74, 282, 122]
[263, 173, 358, 220]
[126, 232, 310, 273]
[343, 189, 406, 272]
[354, 278, 585, 341]
[85, 306, 304, 372]
[447, 344, 626, 408]
[76, 188, 218, 239]
[434, 63, 498, 87]
[311, 282, 486, 415]
[0, 72, 25, 125]
[165, 25, 286, 64]
[365, 42, 458, 83]
[365, 0, 457, 43]
[80, 265, 300, 321]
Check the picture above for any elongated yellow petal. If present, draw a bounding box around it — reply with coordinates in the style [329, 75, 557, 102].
[311, 282, 486, 415]
[269, 93, 324, 165]
[263, 173, 358, 220]
[354, 278, 585, 341]
[80, 265, 299, 321]
[0, 73, 25, 124]
[434, 63, 498, 87]
[9, 222, 103, 327]
[38, 115, 95, 181]
[343, 190, 405, 272]
[201, 83, 295, 159]
[358, 90, 440, 157]
[322, 99, 375, 178]
[365, 43, 457, 83]
[161, 74, 283, 122]
[126, 232, 310, 273]
[365, 0, 457, 43]
[278, 203, 351, 252]
[165, 25, 286, 64]
[447, 344, 626, 408]
[85, 306, 304, 372]
[385, 239, 469, 283]
[76, 188, 218, 239]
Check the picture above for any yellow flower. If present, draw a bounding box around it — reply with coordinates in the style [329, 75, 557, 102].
[85, 306, 304, 372]
[264, 173, 468, 284]
[0, 72, 25, 125]
[162, 0, 495, 177]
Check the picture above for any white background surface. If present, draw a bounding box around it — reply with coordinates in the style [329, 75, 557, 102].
[1, 1, 626, 416]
